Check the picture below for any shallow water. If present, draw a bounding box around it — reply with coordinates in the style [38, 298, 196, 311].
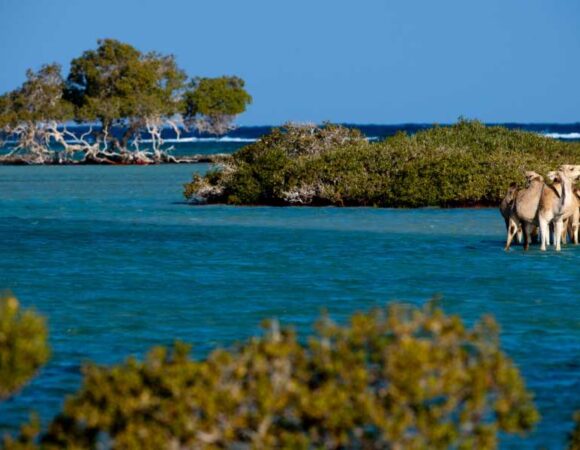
[0, 165, 578, 449]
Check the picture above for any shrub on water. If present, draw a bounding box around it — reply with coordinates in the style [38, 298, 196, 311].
[570, 413, 580, 450]
[14, 302, 539, 449]
[7, 295, 580, 449]
[184, 119, 580, 207]
[0, 293, 50, 400]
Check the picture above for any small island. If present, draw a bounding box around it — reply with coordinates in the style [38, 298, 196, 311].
[0, 39, 252, 165]
[183, 119, 580, 208]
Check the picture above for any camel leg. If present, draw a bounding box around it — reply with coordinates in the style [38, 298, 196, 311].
[554, 220, 564, 251]
[504, 217, 521, 244]
[565, 218, 577, 244]
[505, 219, 520, 251]
[539, 217, 550, 251]
[517, 225, 523, 244]
[562, 218, 568, 245]
[531, 226, 539, 244]
[523, 223, 534, 251]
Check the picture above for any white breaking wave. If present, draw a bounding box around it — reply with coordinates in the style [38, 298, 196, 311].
[543, 132, 580, 140]
[1, 137, 258, 145]
[142, 136, 258, 143]
[3, 132, 580, 146]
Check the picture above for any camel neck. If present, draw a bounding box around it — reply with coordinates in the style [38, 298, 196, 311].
[559, 174, 573, 206]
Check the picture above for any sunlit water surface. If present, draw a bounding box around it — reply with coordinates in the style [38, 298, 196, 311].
[0, 165, 578, 449]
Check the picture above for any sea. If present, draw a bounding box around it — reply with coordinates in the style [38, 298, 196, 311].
[0, 123, 579, 449]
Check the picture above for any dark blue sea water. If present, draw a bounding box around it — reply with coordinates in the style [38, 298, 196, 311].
[0, 164, 579, 448]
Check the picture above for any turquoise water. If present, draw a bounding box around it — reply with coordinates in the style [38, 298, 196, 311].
[0, 165, 578, 448]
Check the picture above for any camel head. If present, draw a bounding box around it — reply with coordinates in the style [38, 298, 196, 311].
[504, 182, 519, 202]
[557, 165, 580, 181]
[524, 171, 543, 186]
[547, 171, 561, 183]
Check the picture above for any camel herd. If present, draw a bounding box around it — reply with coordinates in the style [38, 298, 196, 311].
[500, 164, 580, 251]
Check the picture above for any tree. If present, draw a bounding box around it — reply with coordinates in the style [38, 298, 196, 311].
[183, 76, 252, 135]
[64, 39, 187, 160]
[0, 39, 251, 164]
[0, 64, 72, 163]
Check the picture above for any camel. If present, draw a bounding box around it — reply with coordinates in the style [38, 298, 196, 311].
[545, 171, 579, 246]
[545, 171, 567, 244]
[538, 165, 580, 251]
[499, 182, 522, 243]
[565, 187, 580, 244]
[505, 171, 544, 251]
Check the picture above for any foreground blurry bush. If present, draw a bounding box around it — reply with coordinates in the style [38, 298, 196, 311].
[570, 413, 580, 450]
[0, 293, 49, 399]
[3, 295, 580, 449]
[184, 119, 580, 207]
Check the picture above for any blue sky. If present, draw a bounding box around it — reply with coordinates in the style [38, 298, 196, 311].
[1, 0, 578, 125]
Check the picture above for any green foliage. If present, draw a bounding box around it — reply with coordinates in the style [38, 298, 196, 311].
[64, 39, 188, 150]
[182, 76, 252, 134]
[0, 93, 16, 130]
[184, 120, 580, 207]
[65, 39, 186, 123]
[235, 122, 365, 159]
[570, 412, 580, 450]
[0, 64, 72, 128]
[63, 41, 252, 142]
[1, 39, 251, 162]
[29, 302, 537, 449]
[0, 293, 50, 399]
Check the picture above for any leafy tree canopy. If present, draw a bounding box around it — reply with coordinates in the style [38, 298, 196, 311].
[0, 39, 251, 163]
[183, 76, 252, 134]
[65, 39, 186, 127]
[0, 64, 71, 127]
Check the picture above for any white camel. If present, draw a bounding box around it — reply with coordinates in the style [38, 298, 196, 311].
[545, 171, 579, 246]
[538, 165, 580, 251]
[565, 187, 580, 244]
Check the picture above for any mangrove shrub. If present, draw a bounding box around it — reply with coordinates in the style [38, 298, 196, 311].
[5, 300, 541, 449]
[0, 293, 49, 399]
[184, 120, 580, 207]
[570, 413, 580, 450]
[6, 294, 580, 449]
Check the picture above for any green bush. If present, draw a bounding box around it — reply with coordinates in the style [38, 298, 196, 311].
[184, 120, 580, 207]
[0, 293, 50, 399]
[7, 295, 580, 449]
[570, 413, 580, 450]
[26, 302, 539, 449]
